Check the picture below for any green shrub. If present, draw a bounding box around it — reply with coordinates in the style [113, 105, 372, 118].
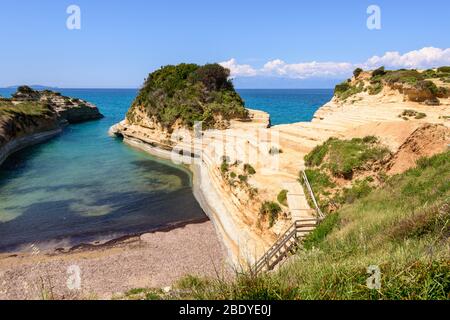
[353, 68, 363, 78]
[244, 164, 256, 175]
[334, 81, 351, 95]
[382, 69, 423, 84]
[362, 135, 378, 143]
[220, 161, 229, 174]
[238, 174, 248, 183]
[415, 112, 427, 119]
[277, 190, 288, 206]
[260, 201, 282, 227]
[415, 80, 439, 95]
[334, 81, 364, 100]
[372, 66, 386, 78]
[401, 109, 427, 119]
[304, 140, 330, 166]
[437, 66, 450, 73]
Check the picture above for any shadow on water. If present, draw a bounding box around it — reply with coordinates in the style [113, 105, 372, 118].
[0, 88, 207, 253]
[0, 187, 204, 252]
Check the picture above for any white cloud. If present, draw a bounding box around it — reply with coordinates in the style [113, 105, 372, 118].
[262, 60, 354, 79]
[363, 47, 450, 69]
[219, 58, 257, 77]
[220, 47, 450, 80]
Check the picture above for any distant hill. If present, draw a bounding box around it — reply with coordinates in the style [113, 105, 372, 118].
[4, 85, 59, 91]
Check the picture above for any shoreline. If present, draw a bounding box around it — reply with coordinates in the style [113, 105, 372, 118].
[0, 220, 230, 300]
[0, 216, 211, 256]
[0, 128, 63, 167]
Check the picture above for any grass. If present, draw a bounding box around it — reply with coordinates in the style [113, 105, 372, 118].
[0, 100, 54, 118]
[302, 213, 340, 250]
[155, 151, 450, 300]
[368, 82, 383, 95]
[277, 189, 288, 206]
[305, 137, 390, 179]
[334, 81, 364, 100]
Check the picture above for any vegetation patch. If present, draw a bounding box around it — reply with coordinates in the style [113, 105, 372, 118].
[0, 100, 54, 118]
[277, 189, 288, 206]
[260, 201, 282, 228]
[368, 82, 383, 95]
[127, 63, 248, 130]
[306, 137, 390, 179]
[400, 109, 427, 120]
[243, 163, 256, 175]
[302, 213, 340, 250]
[334, 81, 364, 100]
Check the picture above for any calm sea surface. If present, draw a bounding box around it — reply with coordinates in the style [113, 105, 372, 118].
[0, 88, 332, 251]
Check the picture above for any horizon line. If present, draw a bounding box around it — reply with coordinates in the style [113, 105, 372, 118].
[0, 86, 335, 90]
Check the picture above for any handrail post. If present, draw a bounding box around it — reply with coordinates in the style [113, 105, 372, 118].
[301, 170, 325, 220]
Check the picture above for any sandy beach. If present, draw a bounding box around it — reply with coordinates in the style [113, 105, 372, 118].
[0, 220, 230, 300]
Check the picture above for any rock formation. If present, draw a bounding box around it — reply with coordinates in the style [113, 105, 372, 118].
[0, 86, 103, 165]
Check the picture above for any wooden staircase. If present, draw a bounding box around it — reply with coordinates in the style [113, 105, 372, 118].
[253, 170, 325, 275]
[253, 218, 319, 274]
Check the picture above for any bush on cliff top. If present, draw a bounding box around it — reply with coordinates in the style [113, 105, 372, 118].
[128, 63, 248, 129]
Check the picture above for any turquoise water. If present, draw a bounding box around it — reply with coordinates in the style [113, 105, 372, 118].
[0, 88, 332, 252]
[0, 89, 204, 252]
[238, 89, 333, 125]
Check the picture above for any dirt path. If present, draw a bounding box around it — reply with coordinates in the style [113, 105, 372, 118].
[0, 221, 231, 300]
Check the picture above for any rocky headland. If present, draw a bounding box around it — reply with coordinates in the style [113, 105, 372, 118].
[0, 86, 103, 166]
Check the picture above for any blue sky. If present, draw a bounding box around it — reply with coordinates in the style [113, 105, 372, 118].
[1, 0, 449, 88]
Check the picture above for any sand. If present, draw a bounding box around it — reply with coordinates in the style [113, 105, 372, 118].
[0, 220, 231, 300]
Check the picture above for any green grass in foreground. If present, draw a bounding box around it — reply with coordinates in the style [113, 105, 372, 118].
[132, 151, 449, 300]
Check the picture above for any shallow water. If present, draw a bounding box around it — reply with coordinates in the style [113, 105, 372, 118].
[0, 89, 204, 252]
[0, 88, 332, 252]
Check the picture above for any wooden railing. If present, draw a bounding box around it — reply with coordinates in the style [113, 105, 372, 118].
[300, 170, 325, 220]
[253, 218, 318, 275]
[253, 172, 326, 274]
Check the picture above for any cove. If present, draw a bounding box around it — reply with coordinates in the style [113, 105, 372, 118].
[0, 89, 205, 252]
